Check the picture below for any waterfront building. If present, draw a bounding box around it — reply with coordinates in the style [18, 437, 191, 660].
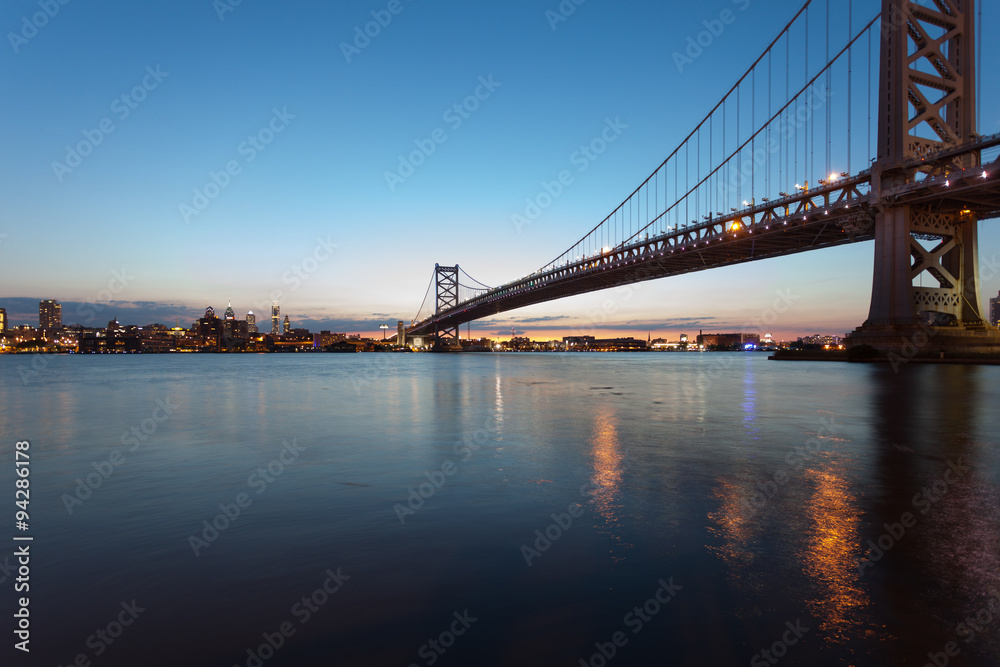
[563, 336, 648, 351]
[991, 291, 1000, 326]
[563, 336, 596, 348]
[140, 328, 177, 353]
[799, 334, 842, 348]
[696, 332, 761, 349]
[0, 308, 6, 333]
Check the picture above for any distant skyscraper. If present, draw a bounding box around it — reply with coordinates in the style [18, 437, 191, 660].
[39, 299, 61, 330]
[0, 308, 6, 333]
[224, 300, 235, 320]
[271, 304, 280, 335]
[283, 315, 290, 335]
[990, 291, 1000, 326]
[197, 307, 222, 341]
[247, 311, 257, 334]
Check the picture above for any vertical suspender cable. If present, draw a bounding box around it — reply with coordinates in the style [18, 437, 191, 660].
[977, 0, 982, 134]
[847, 0, 853, 175]
[787, 30, 791, 190]
[825, 0, 831, 180]
[794, 25, 798, 187]
[867, 23, 872, 165]
[737, 85, 741, 203]
[806, 3, 812, 188]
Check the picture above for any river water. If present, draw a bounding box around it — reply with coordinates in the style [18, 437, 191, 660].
[1, 352, 999, 666]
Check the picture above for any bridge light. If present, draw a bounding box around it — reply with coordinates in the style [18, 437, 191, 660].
[829, 172, 839, 181]
[984, 171, 989, 179]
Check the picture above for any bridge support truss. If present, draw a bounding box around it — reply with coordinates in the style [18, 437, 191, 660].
[432, 264, 463, 352]
[847, 0, 1000, 355]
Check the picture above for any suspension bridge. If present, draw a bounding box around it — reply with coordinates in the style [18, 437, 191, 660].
[408, 0, 1000, 353]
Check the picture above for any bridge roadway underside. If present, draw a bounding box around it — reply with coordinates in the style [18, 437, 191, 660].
[409, 208, 877, 336]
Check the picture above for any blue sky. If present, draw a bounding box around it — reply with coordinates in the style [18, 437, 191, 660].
[2, 0, 999, 340]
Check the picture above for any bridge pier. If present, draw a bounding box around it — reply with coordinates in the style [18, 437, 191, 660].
[847, 205, 1000, 355]
[846, 0, 1000, 356]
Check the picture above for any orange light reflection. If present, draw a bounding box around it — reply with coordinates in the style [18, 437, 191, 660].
[801, 456, 879, 645]
[589, 404, 631, 560]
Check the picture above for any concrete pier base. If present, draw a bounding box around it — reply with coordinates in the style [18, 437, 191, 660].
[845, 322, 1000, 358]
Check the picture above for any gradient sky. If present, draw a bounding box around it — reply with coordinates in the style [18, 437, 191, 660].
[2, 0, 999, 340]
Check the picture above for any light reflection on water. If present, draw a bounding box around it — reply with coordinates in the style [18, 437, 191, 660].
[800, 454, 875, 645]
[588, 403, 633, 561]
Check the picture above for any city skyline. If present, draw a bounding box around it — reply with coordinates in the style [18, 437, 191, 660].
[2, 298, 858, 354]
[3, 1, 1000, 343]
[0, 293, 864, 342]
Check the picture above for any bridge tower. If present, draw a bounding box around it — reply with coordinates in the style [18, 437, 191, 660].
[432, 264, 463, 352]
[848, 0, 1000, 354]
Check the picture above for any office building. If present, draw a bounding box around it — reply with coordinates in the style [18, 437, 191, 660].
[222, 317, 247, 342]
[0, 308, 6, 333]
[247, 311, 257, 334]
[39, 299, 62, 330]
[991, 291, 1000, 326]
[283, 315, 290, 335]
[197, 306, 222, 340]
[271, 304, 280, 335]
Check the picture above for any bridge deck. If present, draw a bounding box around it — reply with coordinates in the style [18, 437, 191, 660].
[409, 140, 1000, 337]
